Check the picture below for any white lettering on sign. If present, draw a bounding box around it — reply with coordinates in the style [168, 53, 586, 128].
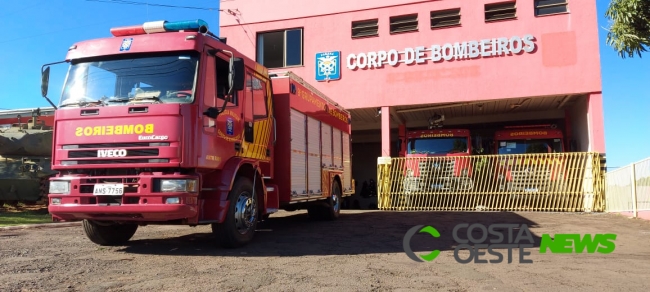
[346, 34, 536, 70]
[97, 149, 128, 158]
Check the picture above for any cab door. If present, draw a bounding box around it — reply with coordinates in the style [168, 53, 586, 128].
[238, 72, 273, 174]
[199, 45, 241, 168]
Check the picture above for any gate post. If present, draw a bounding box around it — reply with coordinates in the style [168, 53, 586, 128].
[377, 156, 392, 210]
[582, 153, 595, 213]
[630, 163, 638, 218]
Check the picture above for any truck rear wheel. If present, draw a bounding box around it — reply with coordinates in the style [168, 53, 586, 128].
[212, 177, 258, 248]
[82, 220, 138, 246]
[308, 181, 341, 221]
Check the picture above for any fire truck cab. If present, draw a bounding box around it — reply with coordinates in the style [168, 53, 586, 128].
[399, 128, 473, 193]
[493, 125, 566, 194]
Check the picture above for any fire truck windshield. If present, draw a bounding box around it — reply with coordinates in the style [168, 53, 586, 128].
[59, 53, 199, 107]
[408, 137, 468, 154]
[497, 138, 563, 154]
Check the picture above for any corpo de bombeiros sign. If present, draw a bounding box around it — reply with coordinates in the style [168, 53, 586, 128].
[346, 34, 536, 70]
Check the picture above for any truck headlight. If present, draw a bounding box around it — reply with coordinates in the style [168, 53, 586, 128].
[159, 179, 198, 192]
[49, 181, 70, 194]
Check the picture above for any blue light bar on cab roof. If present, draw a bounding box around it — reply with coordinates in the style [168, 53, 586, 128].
[164, 20, 209, 32]
[110, 19, 209, 37]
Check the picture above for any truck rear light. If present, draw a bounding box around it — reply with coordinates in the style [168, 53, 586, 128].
[110, 19, 209, 37]
[49, 181, 70, 194]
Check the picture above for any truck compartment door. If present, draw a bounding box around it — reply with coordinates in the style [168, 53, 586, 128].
[290, 109, 307, 196]
[307, 116, 321, 194]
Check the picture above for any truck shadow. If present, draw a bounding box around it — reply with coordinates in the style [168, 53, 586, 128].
[117, 211, 544, 257]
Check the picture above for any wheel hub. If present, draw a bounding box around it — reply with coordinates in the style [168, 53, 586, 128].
[332, 192, 340, 212]
[234, 193, 256, 234]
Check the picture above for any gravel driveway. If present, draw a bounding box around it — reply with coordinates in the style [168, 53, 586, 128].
[1, 210, 649, 291]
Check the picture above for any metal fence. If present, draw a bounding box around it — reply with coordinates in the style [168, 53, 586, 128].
[376, 152, 606, 212]
[605, 157, 650, 217]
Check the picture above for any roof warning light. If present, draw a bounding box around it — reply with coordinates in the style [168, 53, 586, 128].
[110, 19, 209, 37]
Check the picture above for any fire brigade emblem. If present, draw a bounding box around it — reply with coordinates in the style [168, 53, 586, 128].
[226, 117, 234, 135]
[120, 38, 133, 51]
[315, 51, 341, 81]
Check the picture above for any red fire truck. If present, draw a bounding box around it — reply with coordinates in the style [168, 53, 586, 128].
[40, 19, 354, 248]
[493, 125, 566, 194]
[399, 128, 473, 193]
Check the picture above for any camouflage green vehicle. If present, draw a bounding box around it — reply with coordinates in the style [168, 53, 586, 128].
[0, 107, 55, 206]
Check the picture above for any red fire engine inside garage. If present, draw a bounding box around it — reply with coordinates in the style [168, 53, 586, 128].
[347, 94, 601, 209]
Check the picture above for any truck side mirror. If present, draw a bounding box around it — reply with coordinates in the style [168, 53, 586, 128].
[203, 107, 219, 119]
[41, 66, 50, 97]
[229, 57, 245, 92]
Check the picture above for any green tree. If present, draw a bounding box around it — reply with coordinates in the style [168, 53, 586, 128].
[604, 0, 650, 58]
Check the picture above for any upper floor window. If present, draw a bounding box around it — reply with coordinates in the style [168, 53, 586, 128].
[430, 8, 461, 29]
[256, 28, 303, 68]
[352, 19, 379, 38]
[485, 2, 517, 22]
[389, 14, 418, 34]
[535, 0, 568, 16]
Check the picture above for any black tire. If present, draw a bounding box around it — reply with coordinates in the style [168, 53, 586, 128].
[324, 181, 342, 220]
[82, 220, 138, 246]
[307, 205, 324, 220]
[212, 177, 258, 248]
[308, 181, 342, 221]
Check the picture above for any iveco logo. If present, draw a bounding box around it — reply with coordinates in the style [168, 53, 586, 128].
[97, 149, 127, 158]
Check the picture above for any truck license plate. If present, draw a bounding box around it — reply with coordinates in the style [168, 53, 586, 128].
[93, 184, 125, 196]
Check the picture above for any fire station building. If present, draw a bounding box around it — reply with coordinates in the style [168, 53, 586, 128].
[219, 0, 605, 196]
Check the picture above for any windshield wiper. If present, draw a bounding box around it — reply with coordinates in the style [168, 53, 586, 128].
[60, 100, 104, 108]
[130, 95, 161, 103]
[105, 97, 130, 103]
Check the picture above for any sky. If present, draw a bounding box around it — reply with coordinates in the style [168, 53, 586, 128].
[0, 0, 648, 170]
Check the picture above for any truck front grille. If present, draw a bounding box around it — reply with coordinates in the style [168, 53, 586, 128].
[509, 167, 552, 190]
[60, 142, 171, 166]
[419, 159, 455, 178]
[79, 177, 140, 194]
[68, 149, 159, 158]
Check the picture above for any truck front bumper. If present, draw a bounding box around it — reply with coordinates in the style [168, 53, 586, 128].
[47, 174, 199, 222]
[48, 200, 198, 222]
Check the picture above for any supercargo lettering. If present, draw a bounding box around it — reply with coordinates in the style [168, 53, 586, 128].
[75, 124, 155, 136]
[138, 135, 169, 141]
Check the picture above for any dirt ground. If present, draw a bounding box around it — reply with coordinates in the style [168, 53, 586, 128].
[1, 210, 649, 292]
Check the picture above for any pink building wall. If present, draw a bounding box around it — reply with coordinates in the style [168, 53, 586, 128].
[219, 0, 603, 110]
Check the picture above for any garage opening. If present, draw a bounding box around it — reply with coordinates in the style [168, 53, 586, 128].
[346, 94, 606, 212]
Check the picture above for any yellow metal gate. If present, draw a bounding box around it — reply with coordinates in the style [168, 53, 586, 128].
[377, 152, 605, 212]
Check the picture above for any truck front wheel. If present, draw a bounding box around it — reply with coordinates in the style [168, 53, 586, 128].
[82, 220, 138, 246]
[212, 177, 258, 248]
